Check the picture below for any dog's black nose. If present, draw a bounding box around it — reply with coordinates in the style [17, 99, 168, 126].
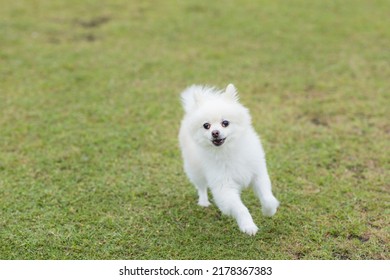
[212, 130, 220, 138]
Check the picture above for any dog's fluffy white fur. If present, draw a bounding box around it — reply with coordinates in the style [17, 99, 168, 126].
[179, 84, 279, 235]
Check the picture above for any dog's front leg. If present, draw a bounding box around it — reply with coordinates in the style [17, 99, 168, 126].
[211, 185, 258, 236]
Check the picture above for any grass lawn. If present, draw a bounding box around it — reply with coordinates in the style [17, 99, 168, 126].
[0, 0, 389, 259]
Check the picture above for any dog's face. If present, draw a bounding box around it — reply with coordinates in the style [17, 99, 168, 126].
[202, 119, 230, 147]
[187, 100, 251, 149]
[199, 117, 230, 147]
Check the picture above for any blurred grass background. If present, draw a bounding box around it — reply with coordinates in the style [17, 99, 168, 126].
[0, 0, 389, 259]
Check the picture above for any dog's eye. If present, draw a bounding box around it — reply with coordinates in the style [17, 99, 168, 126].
[221, 120, 229, 127]
[203, 123, 211, 130]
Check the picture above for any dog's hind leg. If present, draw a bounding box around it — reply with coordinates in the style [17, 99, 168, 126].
[252, 160, 279, 217]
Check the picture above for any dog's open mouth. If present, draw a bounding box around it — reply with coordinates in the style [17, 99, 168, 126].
[212, 138, 226, 146]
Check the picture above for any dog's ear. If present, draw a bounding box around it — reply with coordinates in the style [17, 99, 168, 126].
[194, 91, 206, 106]
[224, 84, 239, 102]
[181, 85, 208, 113]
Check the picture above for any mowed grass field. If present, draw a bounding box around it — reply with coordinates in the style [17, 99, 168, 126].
[0, 0, 389, 259]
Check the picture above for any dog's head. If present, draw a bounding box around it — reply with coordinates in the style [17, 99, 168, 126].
[183, 84, 252, 148]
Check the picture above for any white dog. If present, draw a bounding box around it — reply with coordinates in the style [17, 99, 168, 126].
[178, 84, 279, 235]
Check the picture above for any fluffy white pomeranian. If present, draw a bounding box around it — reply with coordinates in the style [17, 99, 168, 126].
[178, 84, 279, 235]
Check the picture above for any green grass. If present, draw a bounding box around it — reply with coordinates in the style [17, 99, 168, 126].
[0, 0, 389, 259]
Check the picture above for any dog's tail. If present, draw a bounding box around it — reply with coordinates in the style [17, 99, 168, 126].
[180, 85, 222, 113]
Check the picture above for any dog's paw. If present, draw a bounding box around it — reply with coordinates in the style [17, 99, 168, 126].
[262, 197, 280, 217]
[238, 217, 259, 236]
[239, 223, 259, 236]
[198, 199, 211, 208]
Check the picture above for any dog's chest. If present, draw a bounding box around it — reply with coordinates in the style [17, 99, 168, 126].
[204, 157, 255, 187]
